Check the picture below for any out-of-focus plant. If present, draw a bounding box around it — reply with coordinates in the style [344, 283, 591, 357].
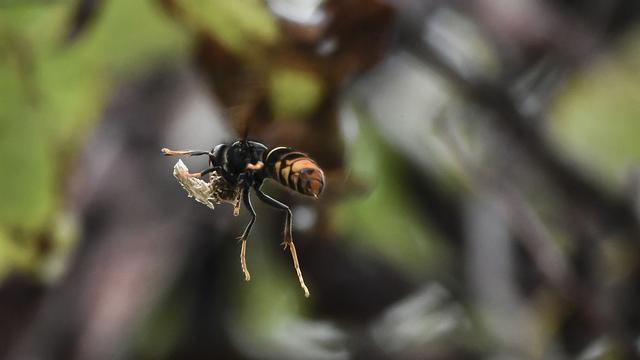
[0, 0, 188, 282]
[551, 28, 640, 187]
[333, 119, 448, 277]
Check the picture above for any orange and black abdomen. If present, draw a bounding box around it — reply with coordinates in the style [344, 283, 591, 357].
[264, 147, 325, 197]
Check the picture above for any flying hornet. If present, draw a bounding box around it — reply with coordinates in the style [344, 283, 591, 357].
[162, 139, 325, 297]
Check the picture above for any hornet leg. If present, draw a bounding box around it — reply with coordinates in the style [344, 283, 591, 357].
[187, 166, 221, 178]
[161, 148, 211, 157]
[239, 187, 256, 281]
[255, 188, 310, 298]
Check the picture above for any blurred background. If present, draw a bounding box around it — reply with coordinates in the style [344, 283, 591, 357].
[1, 0, 640, 359]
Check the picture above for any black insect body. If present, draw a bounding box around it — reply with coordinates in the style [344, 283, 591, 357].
[162, 140, 325, 297]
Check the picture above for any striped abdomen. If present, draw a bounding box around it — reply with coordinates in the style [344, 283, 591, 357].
[264, 147, 325, 197]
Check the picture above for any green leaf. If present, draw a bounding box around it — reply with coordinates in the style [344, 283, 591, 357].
[174, 0, 279, 54]
[551, 29, 640, 186]
[0, 59, 55, 231]
[269, 68, 323, 119]
[0, 0, 189, 281]
[333, 120, 447, 277]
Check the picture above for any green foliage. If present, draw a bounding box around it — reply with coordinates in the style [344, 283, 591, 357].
[0, 228, 39, 278]
[174, 0, 279, 54]
[269, 68, 323, 119]
[0, 0, 188, 281]
[0, 66, 55, 231]
[551, 28, 640, 186]
[334, 118, 448, 278]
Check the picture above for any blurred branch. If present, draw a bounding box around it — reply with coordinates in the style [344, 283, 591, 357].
[385, 2, 640, 356]
[396, 11, 639, 237]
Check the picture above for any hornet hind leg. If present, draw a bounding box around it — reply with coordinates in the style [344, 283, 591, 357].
[239, 188, 255, 281]
[254, 187, 310, 298]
